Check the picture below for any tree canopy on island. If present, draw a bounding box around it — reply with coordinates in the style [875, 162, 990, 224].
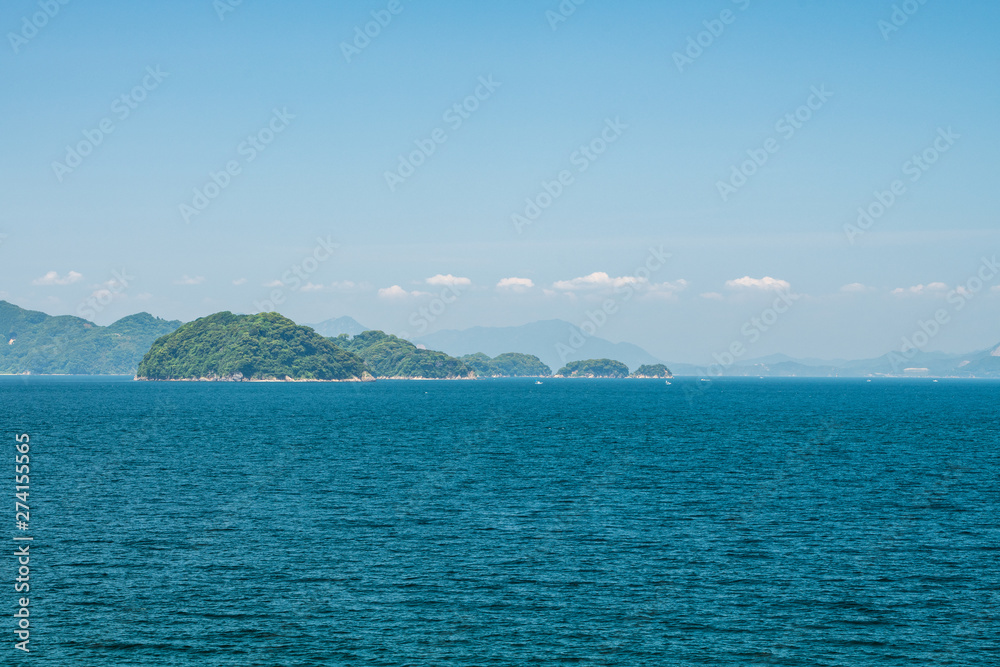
[136, 312, 369, 381]
[556, 359, 630, 378]
[460, 352, 552, 377]
[630, 364, 673, 378]
[330, 330, 473, 379]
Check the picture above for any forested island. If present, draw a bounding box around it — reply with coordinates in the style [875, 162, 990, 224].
[459, 352, 552, 377]
[554, 360, 673, 378]
[630, 364, 673, 378]
[137, 312, 371, 381]
[556, 359, 632, 378]
[136, 316, 655, 382]
[329, 330, 474, 379]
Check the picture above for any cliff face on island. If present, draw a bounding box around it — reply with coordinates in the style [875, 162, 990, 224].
[136, 312, 370, 381]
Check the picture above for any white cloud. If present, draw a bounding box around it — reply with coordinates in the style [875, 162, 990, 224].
[232, 278, 247, 286]
[378, 285, 408, 298]
[891, 282, 948, 296]
[497, 277, 534, 291]
[553, 272, 645, 291]
[262, 279, 283, 288]
[840, 282, 872, 293]
[378, 285, 429, 299]
[300, 282, 324, 292]
[645, 279, 689, 298]
[175, 275, 205, 286]
[700, 292, 724, 300]
[33, 270, 82, 286]
[725, 276, 791, 292]
[426, 274, 471, 287]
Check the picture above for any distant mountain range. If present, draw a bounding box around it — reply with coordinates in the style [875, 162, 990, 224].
[416, 320, 1000, 378]
[3, 300, 1000, 378]
[710, 346, 1000, 378]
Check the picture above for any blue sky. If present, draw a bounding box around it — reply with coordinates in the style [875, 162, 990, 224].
[1, 0, 998, 363]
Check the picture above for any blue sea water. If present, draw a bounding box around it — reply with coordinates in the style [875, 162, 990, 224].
[2, 376, 998, 666]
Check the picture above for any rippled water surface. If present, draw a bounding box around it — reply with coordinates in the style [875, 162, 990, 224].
[3, 377, 998, 665]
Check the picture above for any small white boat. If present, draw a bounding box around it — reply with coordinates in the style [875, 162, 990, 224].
[535, 381, 543, 385]
[664, 380, 671, 385]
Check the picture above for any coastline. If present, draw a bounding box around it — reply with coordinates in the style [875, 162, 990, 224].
[134, 373, 376, 382]
[132, 373, 480, 382]
[6, 373, 998, 381]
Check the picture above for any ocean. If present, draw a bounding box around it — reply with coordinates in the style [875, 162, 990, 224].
[3, 376, 998, 665]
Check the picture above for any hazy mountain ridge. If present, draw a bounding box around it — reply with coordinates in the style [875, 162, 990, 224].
[686, 345, 1000, 378]
[0, 300, 182, 375]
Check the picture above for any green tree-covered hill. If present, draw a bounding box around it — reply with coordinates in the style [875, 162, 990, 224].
[630, 364, 673, 378]
[137, 312, 369, 381]
[556, 358, 630, 378]
[0, 301, 182, 375]
[331, 330, 473, 379]
[460, 352, 552, 377]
